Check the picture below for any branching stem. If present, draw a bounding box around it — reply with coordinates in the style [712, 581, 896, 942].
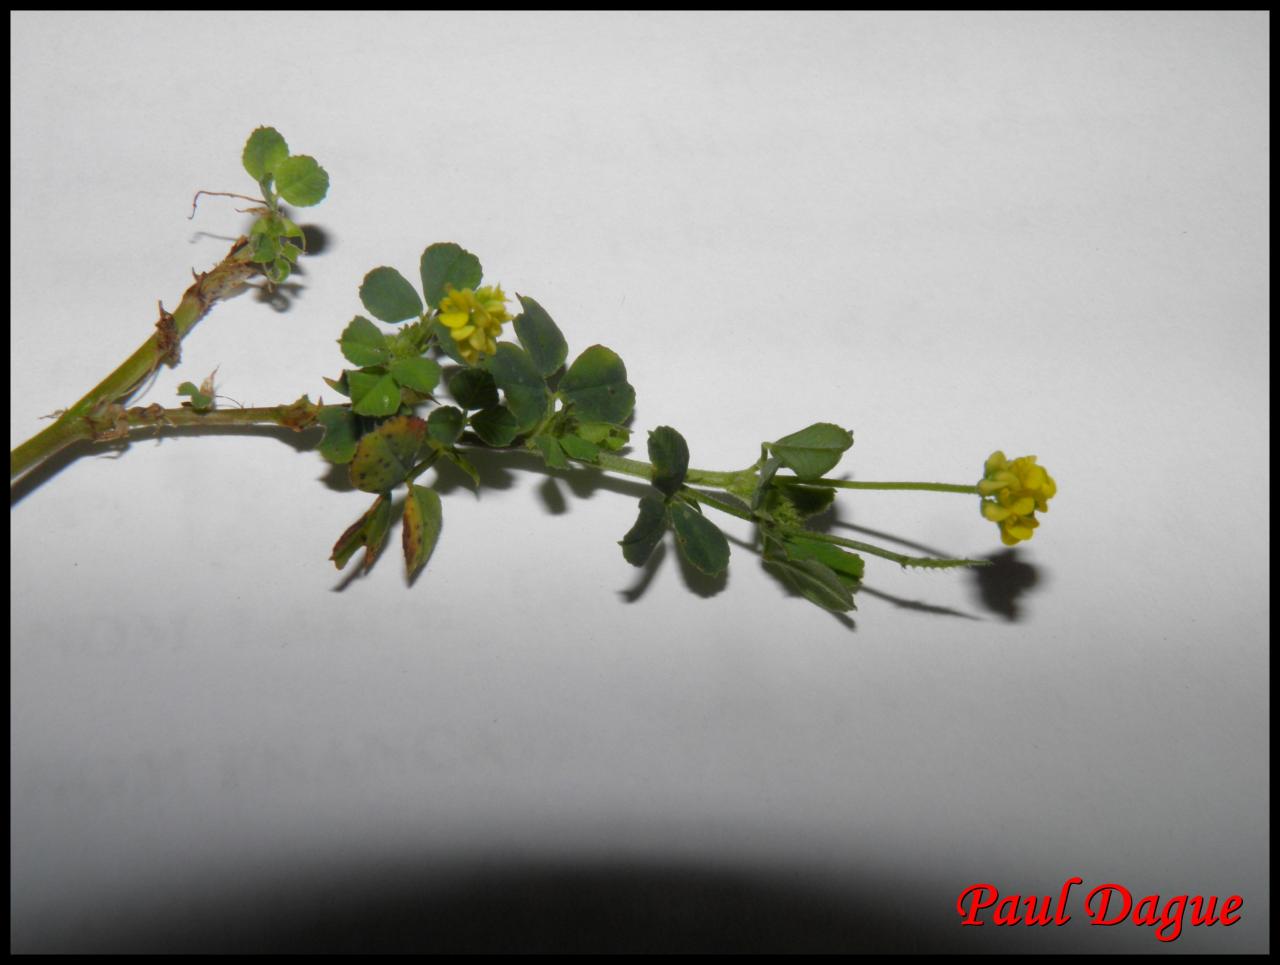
[9, 239, 258, 481]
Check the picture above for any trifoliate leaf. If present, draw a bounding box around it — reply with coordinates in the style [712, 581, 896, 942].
[331, 493, 393, 571]
[620, 493, 669, 567]
[402, 484, 443, 579]
[339, 316, 391, 368]
[420, 242, 483, 309]
[348, 370, 402, 418]
[486, 342, 549, 432]
[470, 405, 521, 447]
[426, 405, 465, 445]
[560, 345, 635, 424]
[668, 501, 730, 577]
[389, 356, 441, 395]
[648, 425, 689, 497]
[767, 423, 853, 481]
[316, 406, 360, 464]
[349, 414, 429, 493]
[242, 127, 289, 181]
[447, 367, 499, 410]
[274, 154, 329, 207]
[359, 267, 424, 323]
[514, 295, 568, 377]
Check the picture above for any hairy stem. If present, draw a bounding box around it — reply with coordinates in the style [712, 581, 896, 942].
[818, 479, 979, 494]
[10, 238, 258, 481]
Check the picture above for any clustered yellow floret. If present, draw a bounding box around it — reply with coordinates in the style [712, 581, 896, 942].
[978, 451, 1056, 545]
[437, 285, 511, 364]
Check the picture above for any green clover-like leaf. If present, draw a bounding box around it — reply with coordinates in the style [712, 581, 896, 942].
[426, 406, 465, 445]
[331, 492, 393, 572]
[349, 414, 430, 493]
[560, 345, 635, 424]
[668, 501, 729, 577]
[274, 154, 329, 207]
[469, 405, 521, 447]
[389, 356, 441, 395]
[420, 242, 483, 309]
[486, 343, 549, 431]
[348, 370, 402, 418]
[514, 295, 568, 377]
[359, 267, 424, 323]
[339, 316, 391, 368]
[648, 425, 689, 497]
[242, 127, 289, 181]
[620, 493, 669, 567]
[316, 406, 360, 464]
[402, 484, 443, 580]
[447, 368, 500, 410]
[767, 423, 853, 481]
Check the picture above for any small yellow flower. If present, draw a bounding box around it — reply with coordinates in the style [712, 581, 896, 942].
[978, 451, 1057, 545]
[437, 285, 511, 364]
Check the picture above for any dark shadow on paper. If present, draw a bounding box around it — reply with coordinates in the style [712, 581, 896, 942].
[9, 853, 1028, 954]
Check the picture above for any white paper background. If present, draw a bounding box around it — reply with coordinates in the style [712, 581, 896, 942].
[10, 11, 1269, 953]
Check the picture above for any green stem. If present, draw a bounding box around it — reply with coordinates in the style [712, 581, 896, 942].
[819, 479, 978, 494]
[10, 238, 259, 481]
[593, 451, 756, 490]
[29, 403, 987, 573]
[682, 488, 754, 521]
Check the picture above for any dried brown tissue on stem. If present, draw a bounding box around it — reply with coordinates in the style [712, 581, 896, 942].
[9, 237, 259, 480]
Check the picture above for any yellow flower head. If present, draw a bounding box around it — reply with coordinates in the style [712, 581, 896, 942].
[978, 451, 1057, 545]
[437, 285, 511, 364]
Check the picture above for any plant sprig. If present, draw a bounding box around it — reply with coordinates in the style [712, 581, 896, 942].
[10, 127, 1058, 619]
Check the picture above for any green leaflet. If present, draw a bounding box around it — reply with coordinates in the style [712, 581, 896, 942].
[388, 356, 441, 395]
[348, 370, 401, 417]
[620, 493, 668, 567]
[316, 406, 360, 464]
[767, 423, 853, 481]
[560, 345, 635, 424]
[242, 127, 289, 181]
[359, 267, 424, 323]
[447, 368, 499, 410]
[426, 405, 465, 445]
[176, 381, 213, 411]
[486, 343, 548, 431]
[349, 415, 430, 493]
[402, 484, 443, 579]
[339, 316, 391, 367]
[469, 405, 521, 446]
[513, 295, 568, 376]
[647, 425, 689, 497]
[273, 154, 329, 207]
[668, 501, 729, 577]
[420, 242, 483, 309]
[533, 433, 569, 469]
[331, 493, 393, 572]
